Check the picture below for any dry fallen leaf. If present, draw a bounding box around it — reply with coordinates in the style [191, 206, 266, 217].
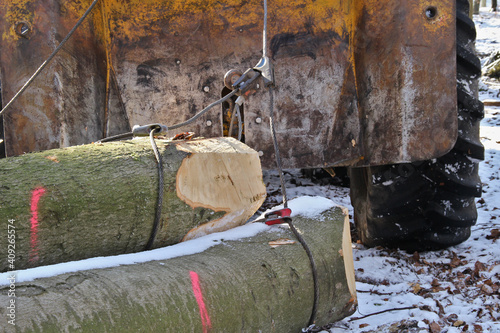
[474, 261, 487, 278]
[486, 229, 500, 241]
[172, 132, 195, 141]
[450, 252, 462, 268]
[481, 284, 494, 295]
[429, 321, 441, 333]
[45, 155, 59, 163]
[411, 283, 421, 294]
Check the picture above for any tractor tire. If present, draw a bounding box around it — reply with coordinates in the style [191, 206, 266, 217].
[349, 0, 484, 251]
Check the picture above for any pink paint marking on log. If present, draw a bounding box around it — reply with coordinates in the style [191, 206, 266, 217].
[29, 187, 46, 263]
[190, 271, 212, 333]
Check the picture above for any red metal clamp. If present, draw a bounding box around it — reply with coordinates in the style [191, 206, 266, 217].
[263, 208, 292, 225]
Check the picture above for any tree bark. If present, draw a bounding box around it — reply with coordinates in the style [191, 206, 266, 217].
[0, 206, 357, 332]
[0, 137, 266, 271]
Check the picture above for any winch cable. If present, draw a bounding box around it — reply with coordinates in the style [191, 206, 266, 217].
[262, 0, 319, 327]
[268, 86, 319, 328]
[0, 0, 100, 117]
[145, 126, 164, 251]
[99, 89, 239, 143]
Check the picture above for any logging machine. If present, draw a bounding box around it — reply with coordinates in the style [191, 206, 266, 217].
[0, 0, 483, 250]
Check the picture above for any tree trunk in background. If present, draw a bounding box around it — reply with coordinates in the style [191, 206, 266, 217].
[485, 58, 500, 77]
[0, 207, 357, 332]
[484, 51, 500, 77]
[493, 0, 498, 11]
[0, 137, 266, 271]
[474, 0, 481, 14]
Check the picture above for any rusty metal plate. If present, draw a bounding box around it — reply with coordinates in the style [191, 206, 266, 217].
[0, 0, 109, 155]
[0, 0, 456, 168]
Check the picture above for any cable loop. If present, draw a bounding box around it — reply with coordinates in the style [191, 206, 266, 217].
[99, 90, 238, 142]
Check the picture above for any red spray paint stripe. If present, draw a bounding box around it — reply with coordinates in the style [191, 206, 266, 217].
[29, 187, 46, 263]
[190, 271, 212, 333]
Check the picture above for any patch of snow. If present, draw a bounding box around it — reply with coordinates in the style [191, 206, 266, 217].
[0, 222, 270, 286]
[257, 195, 338, 220]
[1, 195, 339, 287]
[444, 163, 458, 175]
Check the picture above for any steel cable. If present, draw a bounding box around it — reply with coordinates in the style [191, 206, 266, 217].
[268, 86, 319, 327]
[263, 0, 268, 58]
[264, 1, 318, 326]
[100, 89, 238, 142]
[235, 103, 243, 141]
[145, 127, 164, 251]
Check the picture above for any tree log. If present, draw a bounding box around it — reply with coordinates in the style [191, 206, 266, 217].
[484, 51, 500, 78]
[0, 137, 266, 271]
[0, 206, 357, 332]
[484, 58, 500, 77]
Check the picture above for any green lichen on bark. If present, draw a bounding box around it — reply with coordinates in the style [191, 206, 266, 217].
[0, 139, 226, 271]
[0, 207, 356, 332]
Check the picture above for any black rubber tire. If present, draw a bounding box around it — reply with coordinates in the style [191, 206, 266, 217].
[349, 0, 484, 251]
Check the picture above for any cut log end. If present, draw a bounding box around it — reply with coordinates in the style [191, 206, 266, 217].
[175, 138, 266, 240]
[341, 206, 357, 301]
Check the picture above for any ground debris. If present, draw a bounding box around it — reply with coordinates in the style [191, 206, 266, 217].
[353, 320, 424, 333]
[486, 228, 500, 241]
[429, 321, 441, 333]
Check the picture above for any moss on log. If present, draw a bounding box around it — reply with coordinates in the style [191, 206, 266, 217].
[0, 137, 266, 271]
[0, 206, 357, 332]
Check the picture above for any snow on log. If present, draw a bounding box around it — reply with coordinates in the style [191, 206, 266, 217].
[0, 137, 266, 271]
[0, 206, 357, 332]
